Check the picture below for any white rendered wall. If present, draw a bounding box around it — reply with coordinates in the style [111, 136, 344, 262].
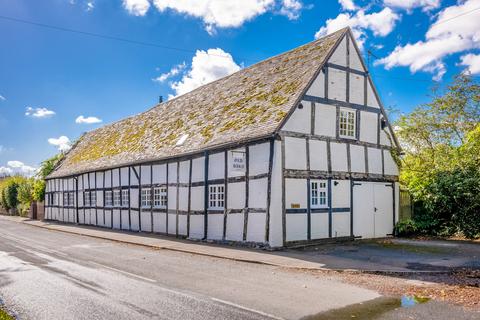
[284, 137, 306, 170]
[314, 103, 336, 137]
[309, 140, 328, 171]
[281, 101, 311, 134]
[268, 141, 284, 248]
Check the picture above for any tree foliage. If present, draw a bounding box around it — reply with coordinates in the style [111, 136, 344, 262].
[397, 74, 480, 238]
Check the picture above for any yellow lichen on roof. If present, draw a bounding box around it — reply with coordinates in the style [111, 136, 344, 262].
[49, 28, 347, 178]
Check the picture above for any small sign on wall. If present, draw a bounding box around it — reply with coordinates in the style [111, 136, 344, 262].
[231, 151, 246, 173]
[291, 203, 300, 208]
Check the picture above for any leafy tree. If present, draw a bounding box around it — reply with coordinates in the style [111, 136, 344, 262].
[32, 179, 46, 202]
[37, 154, 63, 180]
[397, 73, 480, 238]
[2, 178, 20, 210]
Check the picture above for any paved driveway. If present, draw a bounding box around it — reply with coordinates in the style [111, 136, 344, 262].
[284, 238, 480, 272]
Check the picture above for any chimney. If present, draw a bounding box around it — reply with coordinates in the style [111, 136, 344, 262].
[159, 95, 163, 103]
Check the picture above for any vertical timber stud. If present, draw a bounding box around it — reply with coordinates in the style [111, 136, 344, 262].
[377, 113, 381, 147]
[81, 175, 85, 223]
[138, 167, 142, 231]
[350, 179, 354, 237]
[347, 143, 352, 173]
[364, 145, 369, 174]
[327, 140, 332, 174]
[128, 167, 132, 231]
[223, 150, 228, 241]
[187, 159, 193, 238]
[306, 137, 311, 241]
[95, 172, 98, 226]
[176, 161, 180, 237]
[166, 163, 169, 234]
[75, 177, 79, 224]
[335, 106, 340, 139]
[381, 148, 385, 177]
[150, 165, 154, 233]
[324, 66, 329, 100]
[281, 139, 286, 246]
[328, 178, 333, 238]
[102, 171, 106, 226]
[310, 102, 315, 135]
[110, 169, 113, 229]
[346, 34, 350, 104]
[265, 139, 274, 243]
[119, 168, 122, 230]
[392, 183, 396, 234]
[203, 151, 209, 240]
[88, 173, 91, 225]
[243, 146, 250, 241]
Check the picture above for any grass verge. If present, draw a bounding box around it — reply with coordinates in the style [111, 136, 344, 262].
[0, 307, 14, 320]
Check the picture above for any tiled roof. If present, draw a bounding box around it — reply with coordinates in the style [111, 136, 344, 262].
[48, 28, 347, 178]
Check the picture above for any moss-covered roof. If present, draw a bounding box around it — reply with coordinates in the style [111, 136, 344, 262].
[48, 28, 347, 178]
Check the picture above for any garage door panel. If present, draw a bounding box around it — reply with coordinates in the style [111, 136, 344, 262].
[353, 183, 374, 238]
[374, 184, 394, 237]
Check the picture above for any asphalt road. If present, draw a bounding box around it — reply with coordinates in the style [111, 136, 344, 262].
[0, 219, 378, 320]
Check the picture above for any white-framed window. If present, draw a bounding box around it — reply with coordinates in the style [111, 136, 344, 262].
[339, 108, 356, 138]
[141, 188, 152, 207]
[105, 190, 113, 207]
[310, 180, 328, 208]
[84, 191, 90, 207]
[113, 189, 121, 207]
[91, 191, 97, 207]
[153, 186, 167, 208]
[121, 189, 129, 207]
[63, 192, 68, 206]
[208, 184, 225, 209]
[68, 192, 75, 206]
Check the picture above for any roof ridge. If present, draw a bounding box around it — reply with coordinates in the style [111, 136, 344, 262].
[78, 28, 349, 140]
[149, 27, 350, 110]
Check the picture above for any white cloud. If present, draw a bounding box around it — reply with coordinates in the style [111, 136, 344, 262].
[279, 0, 303, 20]
[170, 48, 241, 97]
[48, 136, 71, 152]
[383, 0, 440, 12]
[75, 115, 102, 124]
[314, 8, 400, 49]
[0, 167, 13, 176]
[25, 107, 56, 118]
[86, 1, 94, 11]
[153, 62, 186, 82]
[4, 160, 37, 177]
[459, 53, 480, 74]
[377, 0, 480, 80]
[152, 0, 275, 34]
[123, 0, 151, 16]
[0, 94, 5, 101]
[339, 0, 356, 11]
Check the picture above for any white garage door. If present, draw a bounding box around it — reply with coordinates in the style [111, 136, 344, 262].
[353, 182, 394, 239]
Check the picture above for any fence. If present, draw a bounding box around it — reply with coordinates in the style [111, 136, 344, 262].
[399, 188, 413, 221]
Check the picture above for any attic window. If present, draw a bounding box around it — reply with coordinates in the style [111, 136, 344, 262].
[176, 134, 189, 146]
[339, 109, 356, 139]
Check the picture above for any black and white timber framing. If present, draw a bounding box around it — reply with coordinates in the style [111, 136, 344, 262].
[45, 28, 400, 248]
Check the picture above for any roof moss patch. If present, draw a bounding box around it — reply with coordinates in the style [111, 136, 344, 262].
[48, 28, 347, 178]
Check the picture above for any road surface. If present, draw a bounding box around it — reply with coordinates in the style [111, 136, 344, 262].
[0, 218, 377, 320]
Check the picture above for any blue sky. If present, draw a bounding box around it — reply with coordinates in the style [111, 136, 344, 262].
[1, 0, 479, 175]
